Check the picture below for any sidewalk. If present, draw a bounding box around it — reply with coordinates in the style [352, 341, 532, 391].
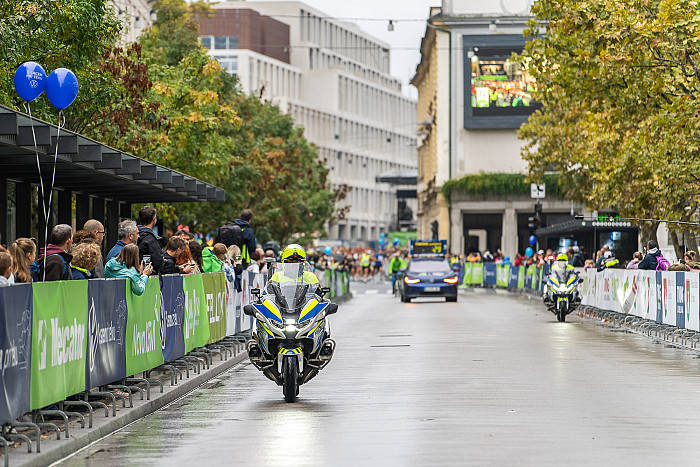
[9, 348, 249, 467]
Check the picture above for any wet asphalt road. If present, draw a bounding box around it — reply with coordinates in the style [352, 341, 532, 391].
[61, 284, 700, 466]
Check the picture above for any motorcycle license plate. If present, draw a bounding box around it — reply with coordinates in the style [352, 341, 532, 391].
[424, 286, 440, 292]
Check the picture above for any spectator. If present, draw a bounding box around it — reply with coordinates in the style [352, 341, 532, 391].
[106, 220, 139, 263]
[0, 252, 12, 286]
[211, 243, 235, 281]
[668, 259, 690, 272]
[597, 250, 622, 271]
[685, 251, 700, 272]
[571, 246, 585, 267]
[35, 224, 73, 281]
[583, 259, 595, 271]
[10, 238, 35, 283]
[175, 229, 195, 241]
[73, 230, 99, 245]
[626, 251, 644, 269]
[247, 250, 261, 273]
[160, 237, 191, 275]
[482, 251, 494, 262]
[233, 209, 256, 268]
[638, 240, 669, 271]
[188, 241, 203, 273]
[594, 245, 610, 270]
[70, 242, 102, 279]
[137, 206, 164, 273]
[502, 256, 513, 266]
[105, 244, 152, 295]
[201, 244, 223, 273]
[84, 220, 106, 278]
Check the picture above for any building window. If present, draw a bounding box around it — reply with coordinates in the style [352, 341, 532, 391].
[214, 36, 227, 49]
[463, 35, 541, 130]
[228, 36, 238, 49]
[201, 37, 211, 49]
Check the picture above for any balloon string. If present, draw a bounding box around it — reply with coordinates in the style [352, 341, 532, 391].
[23, 103, 49, 224]
[42, 110, 64, 282]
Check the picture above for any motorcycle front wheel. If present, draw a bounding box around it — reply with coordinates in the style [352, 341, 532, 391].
[557, 301, 568, 322]
[282, 355, 298, 403]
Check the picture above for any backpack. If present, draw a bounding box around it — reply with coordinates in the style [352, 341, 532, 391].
[30, 253, 71, 281]
[216, 222, 243, 248]
[656, 256, 670, 271]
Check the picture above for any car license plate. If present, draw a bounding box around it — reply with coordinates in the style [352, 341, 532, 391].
[424, 286, 440, 292]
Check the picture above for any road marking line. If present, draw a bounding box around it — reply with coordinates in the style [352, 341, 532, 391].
[365, 289, 378, 294]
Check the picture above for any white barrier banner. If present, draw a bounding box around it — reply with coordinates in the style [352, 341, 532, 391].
[686, 273, 700, 331]
[225, 280, 238, 336]
[661, 272, 676, 326]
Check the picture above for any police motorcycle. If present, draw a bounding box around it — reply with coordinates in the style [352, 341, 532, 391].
[244, 259, 338, 403]
[542, 254, 581, 322]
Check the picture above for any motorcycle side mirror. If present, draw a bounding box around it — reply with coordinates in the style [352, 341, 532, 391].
[251, 288, 261, 300]
[320, 286, 331, 297]
[243, 304, 256, 317]
[325, 303, 338, 315]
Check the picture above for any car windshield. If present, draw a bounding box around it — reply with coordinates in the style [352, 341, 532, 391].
[264, 262, 317, 312]
[408, 260, 451, 273]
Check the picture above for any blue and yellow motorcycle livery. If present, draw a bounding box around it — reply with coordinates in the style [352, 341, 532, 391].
[244, 262, 338, 402]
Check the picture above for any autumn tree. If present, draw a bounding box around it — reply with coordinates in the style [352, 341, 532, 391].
[519, 0, 700, 253]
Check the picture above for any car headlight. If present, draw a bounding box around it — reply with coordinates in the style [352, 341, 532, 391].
[443, 276, 459, 284]
[404, 277, 420, 284]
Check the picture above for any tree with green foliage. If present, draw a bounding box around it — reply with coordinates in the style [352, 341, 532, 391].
[519, 0, 700, 254]
[1, 0, 339, 244]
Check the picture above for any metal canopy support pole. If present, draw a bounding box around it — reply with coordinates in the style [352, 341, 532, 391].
[0, 178, 6, 245]
[57, 189, 72, 227]
[106, 200, 119, 254]
[76, 193, 90, 228]
[119, 202, 132, 220]
[15, 182, 31, 239]
[92, 197, 105, 224]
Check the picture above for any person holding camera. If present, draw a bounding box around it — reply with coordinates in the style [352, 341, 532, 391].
[105, 244, 153, 295]
[159, 237, 193, 275]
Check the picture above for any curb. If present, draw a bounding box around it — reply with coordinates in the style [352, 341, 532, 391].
[14, 351, 248, 467]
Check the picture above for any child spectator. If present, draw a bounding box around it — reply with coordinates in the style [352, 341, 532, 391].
[0, 252, 12, 286]
[105, 244, 153, 295]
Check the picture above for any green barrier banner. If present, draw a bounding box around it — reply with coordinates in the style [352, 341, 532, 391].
[529, 265, 537, 290]
[183, 274, 209, 353]
[125, 278, 164, 376]
[496, 265, 510, 287]
[340, 272, 349, 295]
[517, 266, 525, 289]
[31, 281, 88, 409]
[465, 263, 484, 285]
[202, 273, 226, 344]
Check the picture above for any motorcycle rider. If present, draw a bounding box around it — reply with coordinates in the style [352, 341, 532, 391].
[268, 243, 320, 290]
[551, 253, 574, 272]
[543, 253, 574, 303]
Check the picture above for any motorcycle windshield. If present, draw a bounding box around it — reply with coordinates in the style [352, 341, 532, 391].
[553, 269, 569, 283]
[264, 262, 317, 312]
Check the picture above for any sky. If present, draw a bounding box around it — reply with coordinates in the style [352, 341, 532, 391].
[250, 0, 440, 98]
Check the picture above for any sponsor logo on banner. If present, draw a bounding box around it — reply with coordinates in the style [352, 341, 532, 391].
[131, 303, 159, 357]
[622, 274, 638, 314]
[35, 318, 86, 370]
[88, 298, 124, 371]
[207, 291, 225, 325]
[1, 309, 31, 376]
[184, 289, 201, 339]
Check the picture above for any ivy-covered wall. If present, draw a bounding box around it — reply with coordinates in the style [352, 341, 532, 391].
[441, 173, 561, 200]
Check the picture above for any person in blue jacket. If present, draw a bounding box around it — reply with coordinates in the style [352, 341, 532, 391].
[105, 244, 153, 295]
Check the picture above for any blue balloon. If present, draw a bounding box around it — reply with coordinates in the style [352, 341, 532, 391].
[14, 62, 47, 102]
[525, 247, 534, 257]
[380, 232, 386, 239]
[323, 246, 332, 255]
[393, 238, 400, 246]
[529, 235, 537, 246]
[46, 68, 79, 109]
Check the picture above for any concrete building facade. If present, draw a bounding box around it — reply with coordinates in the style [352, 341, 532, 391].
[412, 0, 584, 257]
[110, 0, 154, 43]
[197, 1, 417, 243]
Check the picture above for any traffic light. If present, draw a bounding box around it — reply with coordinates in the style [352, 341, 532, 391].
[528, 216, 536, 232]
